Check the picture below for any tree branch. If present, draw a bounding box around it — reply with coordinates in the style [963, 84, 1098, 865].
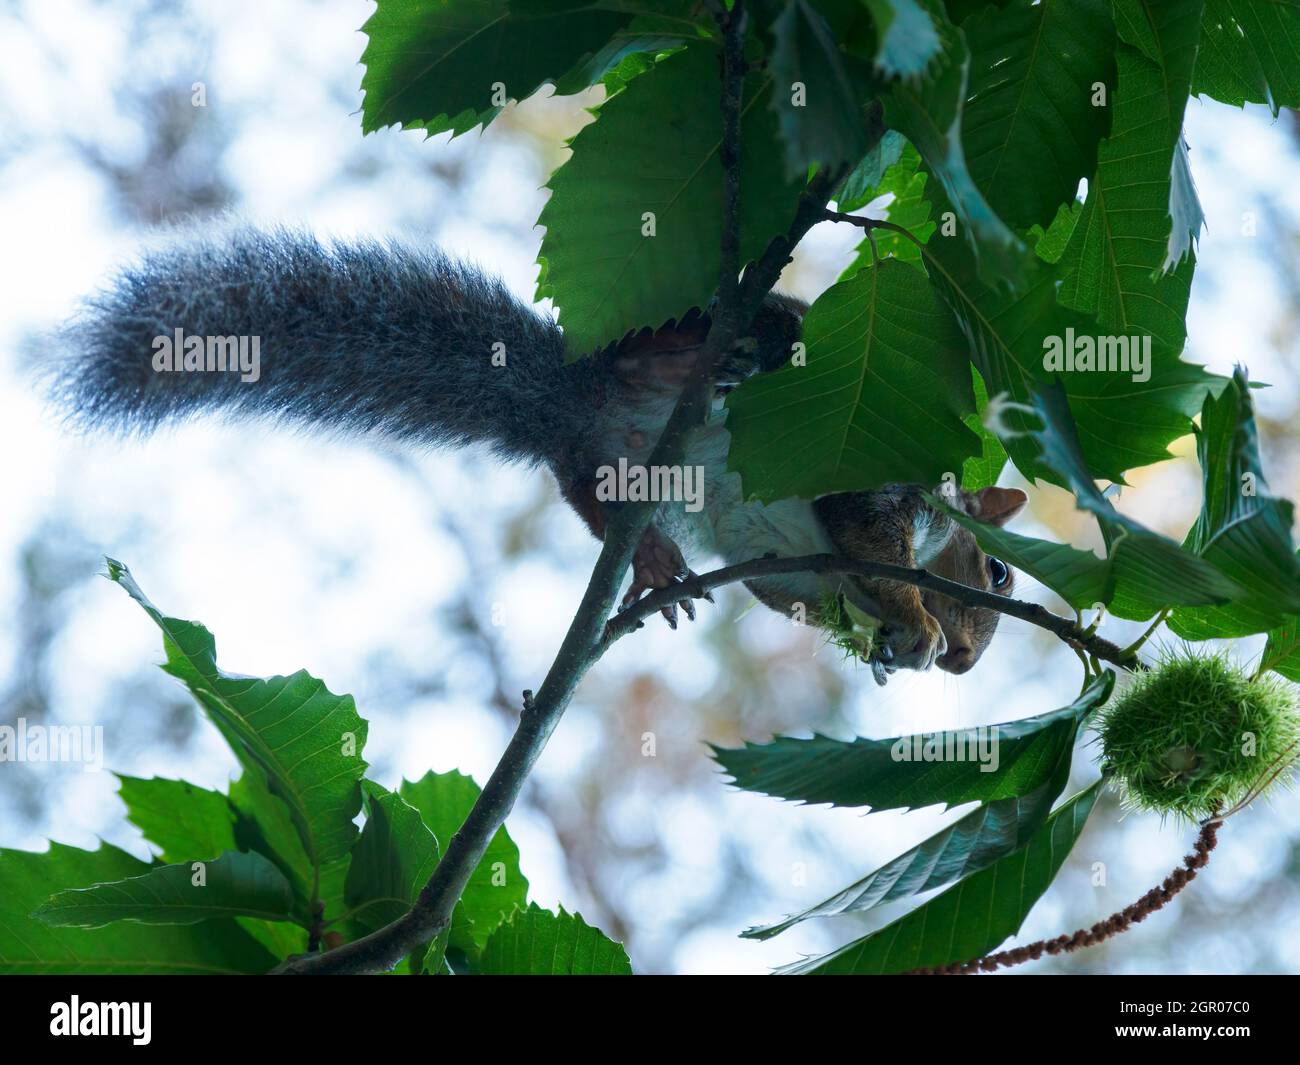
[602, 553, 1141, 671]
[823, 209, 920, 244]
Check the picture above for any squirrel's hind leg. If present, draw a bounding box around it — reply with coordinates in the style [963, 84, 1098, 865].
[621, 525, 712, 630]
[558, 474, 708, 630]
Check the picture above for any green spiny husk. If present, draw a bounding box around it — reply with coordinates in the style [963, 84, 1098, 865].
[1097, 648, 1300, 821]
[814, 590, 880, 664]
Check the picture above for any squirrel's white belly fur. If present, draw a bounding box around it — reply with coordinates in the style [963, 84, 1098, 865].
[601, 392, 835, 608]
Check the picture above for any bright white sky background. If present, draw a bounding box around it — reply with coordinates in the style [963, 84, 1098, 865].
[1, 0, 1298, 974]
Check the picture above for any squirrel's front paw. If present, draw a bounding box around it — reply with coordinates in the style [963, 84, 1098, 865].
[620, 526, 708, 629]
[880, 607, 946, 672]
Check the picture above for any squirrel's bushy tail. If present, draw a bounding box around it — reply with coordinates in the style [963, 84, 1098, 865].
[50, 226, 598, 467]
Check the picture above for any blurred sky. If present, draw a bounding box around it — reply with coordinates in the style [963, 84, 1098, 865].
[1, 0, 1298, 974]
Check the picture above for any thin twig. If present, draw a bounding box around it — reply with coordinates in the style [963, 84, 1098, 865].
[1119, 607, 1168, 659]
[823, 210, 919, 244]
[1082, 604, 1104, 637]
[1072, 644, 1095, 694]
[602, 552, 1141, 670]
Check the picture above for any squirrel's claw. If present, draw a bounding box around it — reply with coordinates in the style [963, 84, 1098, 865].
[659, 580, 700, 628]
[623, 529, 709, 629]
[626, 525, 690, 624]
[620, 576, 647, 612]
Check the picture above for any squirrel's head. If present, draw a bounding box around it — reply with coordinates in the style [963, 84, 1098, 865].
[921, 486, 1027, 674]
[815, 484, 1027, 676]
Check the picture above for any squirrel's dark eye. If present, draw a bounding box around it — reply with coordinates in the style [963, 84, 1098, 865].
[987, 556, 1009, 588]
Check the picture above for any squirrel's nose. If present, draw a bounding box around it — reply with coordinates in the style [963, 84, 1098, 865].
[937, 645, 974, 674]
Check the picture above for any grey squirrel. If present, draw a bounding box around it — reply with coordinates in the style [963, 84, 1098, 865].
[50, 227, 1027, 676]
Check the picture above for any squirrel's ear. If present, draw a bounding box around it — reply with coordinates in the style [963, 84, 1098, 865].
[970, 486, 1027, 527]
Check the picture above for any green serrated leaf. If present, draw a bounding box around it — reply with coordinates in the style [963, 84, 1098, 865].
[836, 129, 906, 211]
[883, 6, 1030, 289]
[538, 43, 804, 356]
[107, 561, 368, 900]
[838, 140, 935, 276]
[116, 775, 238, 863]
[961, 0, 1115, 231]
[35, 850, 297, 929]
[1030, 198, 1082, 264]
[1058, 2, 1203, 336]
[0, 842, 278, 974]
[861, 0, 943, 79]
[477, 903, 632, 975]
[713, 671, 1114, 810]
[236, 917, 309, 960]
[725, 258, 979, 501]
[227, 769, 314, 913]
[1169, 369, 1300, 639]
[345, 786, 441, 935]
[779, 779, 1101, 974]
[744, 672, 1104, 939]
[553, 12, 705, 95]
[1193, 0, 1300, 112]
[770, 0, 873, 178]
[399, 770, 529, 954]
[1262, 609, 1300, 682]
[1010, 382, 1246, 620]
[960, 368, 1008, 490]
[916, 192, 1219, 486]
[359, 0, 633, 137]
[749, 773, 1067, 940]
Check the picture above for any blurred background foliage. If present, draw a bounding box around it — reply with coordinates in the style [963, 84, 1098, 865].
[1, 0, 1298, 973]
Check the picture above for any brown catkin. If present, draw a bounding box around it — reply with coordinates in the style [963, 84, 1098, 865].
[905, 819, 1222, 976]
